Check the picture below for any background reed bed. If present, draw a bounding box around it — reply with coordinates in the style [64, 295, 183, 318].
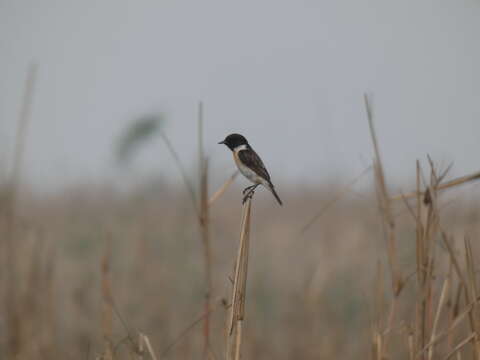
[1, 165, 480, 359]
[2, 93, 480, 360]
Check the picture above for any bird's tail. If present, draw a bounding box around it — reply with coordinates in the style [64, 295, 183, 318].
[268, 183, 283, 206]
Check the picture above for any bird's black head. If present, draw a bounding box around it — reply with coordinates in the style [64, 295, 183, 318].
[218, 133, 248, 151]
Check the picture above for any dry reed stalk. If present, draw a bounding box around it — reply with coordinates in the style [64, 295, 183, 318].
[156, 104, 219, 358]
[9, 63, 37, 207]
[4, 63, 37, 357]
[159, 130, 199, 216]
[23, 234, 55, 356]
[463, 237, 480, 358]
[409, 331, 415, 360]
[370, 142, 471, 360]
[445, 262, 458, 355]
[417, 296, 480, 358]
[440, 232, 480, 359]
[444, 333, 477, 360]
[101, 234, 114, 360]
[42, 242, 57, 357]
[365, 94, 405, 360]
[300, 165, 372, 235]
[372, 261, 385, 360]
[361, 97, 480, 360]
[226, 197, 252, 360]
[428, 277, 450, 360]
[138, 333, 159, 360]
[160, 298, 230, 358]
[412, 160, 450, 359]
[198, 102, 213, 358]
[374, 331, 383, 360]
[442, 233, 478, 357]
[157, 104, 238, 359]
[28, 237, 56, 358]
[390, 169, 480, 201]
[364, 94, 403, 298]
[415, 161, 423, 296]
[408, 159, 480, 360]
[208, 171, 239, 206]
[417, 164, 439, 356]
[200, 157, 213, 358]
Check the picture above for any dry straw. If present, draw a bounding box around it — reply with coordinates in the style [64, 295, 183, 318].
[197, 102, 213, 357]
[4, 63, 38, 358]
[364, 92, 480, 360]
[226, 196, 252, 360]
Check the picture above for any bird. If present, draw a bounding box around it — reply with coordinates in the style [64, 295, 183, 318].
[218, 133, 283, 205]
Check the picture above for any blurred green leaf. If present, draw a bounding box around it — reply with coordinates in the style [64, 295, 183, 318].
[115, 114, 165, 165]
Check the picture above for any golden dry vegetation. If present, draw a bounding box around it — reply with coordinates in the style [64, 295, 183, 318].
[3, 86, 480, 359]
[2, 155, 480, 360]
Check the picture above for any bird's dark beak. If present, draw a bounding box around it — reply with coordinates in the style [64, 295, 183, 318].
[218, 140, 225, 145]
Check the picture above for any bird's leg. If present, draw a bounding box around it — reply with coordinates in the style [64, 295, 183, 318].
[246, 184, 259, 199]
[242, 184, 256, 194]
[242, 184, 259, 204]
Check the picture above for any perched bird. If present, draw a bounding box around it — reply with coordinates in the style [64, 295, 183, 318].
[219, 133, 283, 205]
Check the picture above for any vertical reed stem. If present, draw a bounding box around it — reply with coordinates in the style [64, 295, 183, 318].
[101, 234, 114, 360]
[198, 102, 213, 358]
[4, 63, 37, 357]
[226, 197, 252, 360]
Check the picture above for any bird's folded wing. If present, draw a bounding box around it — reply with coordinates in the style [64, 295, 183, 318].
[238, 149, 271, 182]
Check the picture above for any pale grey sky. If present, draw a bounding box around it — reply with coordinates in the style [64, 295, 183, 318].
[0, 0, 479, 190]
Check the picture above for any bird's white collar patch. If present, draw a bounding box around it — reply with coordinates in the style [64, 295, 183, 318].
[234, 144, 248, 151]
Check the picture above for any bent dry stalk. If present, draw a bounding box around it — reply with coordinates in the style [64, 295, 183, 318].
[226, 196, 252, 360]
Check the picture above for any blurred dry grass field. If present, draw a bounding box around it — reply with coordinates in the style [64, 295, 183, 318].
[3, 79, 480, 359]
[2, 169, 480, 359]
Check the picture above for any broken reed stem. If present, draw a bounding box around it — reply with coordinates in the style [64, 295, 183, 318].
[226, 197, 252, 360]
